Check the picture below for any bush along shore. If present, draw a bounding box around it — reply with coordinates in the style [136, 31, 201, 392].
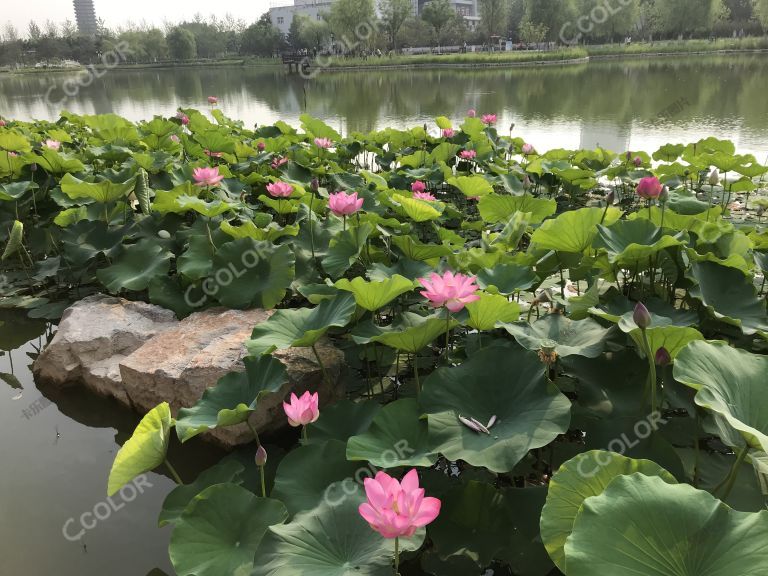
[2, 109, 768, 575]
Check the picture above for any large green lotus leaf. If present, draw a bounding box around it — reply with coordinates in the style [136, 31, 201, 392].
[159, 459, 245, 527]
[170, 484, 288, 576]
[531, 207, 621, 253]
[540, 451, 676, 572]
[350, 312, 458, 353]
[300, 113, 342, 141]
[220, 219, 299, 243]
[347, 398, 437, 468]
[497, 486, 555, 576]
[253, 482, 424, 576]
[97, 239, 172, 293]
[478, 194, 556, 224]
[0, 130, 31, 152]
[629, 325, 704, 360]
[60, 173, 135, 203]
[427, 480, 515, 568]
[334, 274, 414, 311]
[499, 314, 613, 358]
[177, 234, 215, 281]
[464, 293, 520, 330]
[245, 292, 356, 355]
[564, 473, 768, 576]
[108, 402, 172, 496]
[175, 355, 289, 442]
[421, 344, 571, 473]
[391, 193, 443, 222]
[447, 175, 494, 198]
[212, 239, 295, 309]
[674, 341, 768, 451]
[628, 205, 722, 231]
[390, 235, 452, 262]
[594, 218, 686, 268]
[476, 263, 538, 294]
[0, 181, 34, 201]
[305, 399, 381, 444]
[173, 194, 234, 218]
[28, 148, 85, 174]
[322, 222, 373, 278]
[561, 350, 648, 418]
[688, 260, 768, 336]
[271, 440, 362, 516]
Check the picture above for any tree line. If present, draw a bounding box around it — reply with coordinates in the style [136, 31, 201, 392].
[1, 0, 767, 65]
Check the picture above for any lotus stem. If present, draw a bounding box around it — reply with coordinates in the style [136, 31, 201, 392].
[302, 425, 309, 444]
[311, 343, 331, 386]
[717, 445, 749, 500]
[444, 313, 451, 363]
[640, 328, 657, 413]
[413, 355, 421, 395]
[394, 536, 400, 576]
[164, 458, 183, 485]
[308, 193, 316, 261]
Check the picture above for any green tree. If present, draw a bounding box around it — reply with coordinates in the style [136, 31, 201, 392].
[755, 0, 768, 29]
[421, 0, 455, 47]
[288, 15, 308, 49]
[241, 14, 283, 57]
[523, 0, 576, 42]
[28, 21, 42, 42]
[167, 27, 197, 60]
[327, 0, 377, 53]
[653, 0, 729, 37]
[300, 19, 332, 50]
[519, 20, 548, 44]
[508, 0, 526, 40]
[479, 0, 508, 43]
[379, 0, 414, 50]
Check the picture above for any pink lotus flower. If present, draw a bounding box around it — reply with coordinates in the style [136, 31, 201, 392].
[257, 142, 266, 152]
[0, 119, 6, 127]
[328, 191, 364, 216]
[481, 114, 497, 125]
[522, 143, 535, 155]
[266, 181, 294, 198]
[459, 149, 477, 160]
[8, 151, 17, 157]
[359, 469, 441, 539]
[271, 156, 289, 169]
[192, 166, 224, 187]
[418, 270, 480, 312]
[170, 135, 180, 143]
[637, 176, 663, 200]
[283, 391, 320, 427]
[467, 196, 480, 201]
[314, 137, 333, 149]
[467, 108, 476, 117]
[176, 112, 189, 125]
[442, 128, 455, 138]
[205, 149, 223, 158]
[633, 156, 643, 167]
[207, 96, 218, 104]
[411, 180, 426, 193]
[43, 139, 61, 151]
[413, 191, 436, 201]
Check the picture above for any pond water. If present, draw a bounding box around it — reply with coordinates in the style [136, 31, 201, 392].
[0, 54, 767, 157]
[0, 310, 223, 576]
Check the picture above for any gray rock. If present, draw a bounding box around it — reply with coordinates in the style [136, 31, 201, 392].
[33, 296, 345, 448]
[32, 294, 177, 403]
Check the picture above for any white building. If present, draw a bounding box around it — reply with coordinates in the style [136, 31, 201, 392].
[269, 0, 479, 38]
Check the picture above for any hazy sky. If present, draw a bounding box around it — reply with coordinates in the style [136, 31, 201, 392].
[4, 0, 272, 34]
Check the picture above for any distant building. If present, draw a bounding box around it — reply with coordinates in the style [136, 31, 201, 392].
[269, 0, 478, 38]
[72, 0, 98, 37]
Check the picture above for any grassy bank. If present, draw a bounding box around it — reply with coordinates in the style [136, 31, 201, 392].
[586, 35, 768, 57]
[3, 57, 281, 75]
[319, 48, 589, 70]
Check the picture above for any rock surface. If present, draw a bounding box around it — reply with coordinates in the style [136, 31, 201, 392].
[33, 295, 345, 447]
[32, 294, 177, 404]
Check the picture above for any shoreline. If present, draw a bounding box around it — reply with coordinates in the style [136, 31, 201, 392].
[3, 43, 767, 77]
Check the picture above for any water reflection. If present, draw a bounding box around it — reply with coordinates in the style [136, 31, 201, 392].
[1, 54, 766, 156]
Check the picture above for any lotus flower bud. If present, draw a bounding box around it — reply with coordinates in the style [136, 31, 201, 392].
[633, 302, 652, 330]
[708, 169, 719, 186]
[606, 190, 615, 205]
[255, 445, 268, 466]
[655, 347, 671, 367]
[310, 177, 319, 192]
[523, 175, 532, 191]
[626, 151, 632, 161]
[633, 156, 642, 167]
[659, 186, 669, 203]
[509, 123, 515, 132]
[30, 163, 38, 172]
[257, 142, 266, 152]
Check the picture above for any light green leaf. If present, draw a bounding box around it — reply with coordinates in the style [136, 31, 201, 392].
[334, 274, 414, 311]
